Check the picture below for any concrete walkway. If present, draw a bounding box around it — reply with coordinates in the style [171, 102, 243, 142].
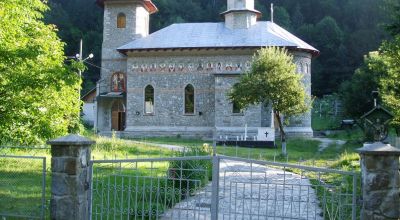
[162, 159, 323, 220]
[313, 137, 346, 152]
[132, 140, 184, 151]
[134, 140, 325, 219]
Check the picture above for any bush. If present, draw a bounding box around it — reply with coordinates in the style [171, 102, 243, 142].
[167, 145, 213, 198]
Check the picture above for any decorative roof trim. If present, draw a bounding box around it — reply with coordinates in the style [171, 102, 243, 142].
[96, 0, 158, 14]
[119, 46, 320, 57]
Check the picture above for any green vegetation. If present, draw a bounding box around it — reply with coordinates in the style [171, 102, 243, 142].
[133, 136, 210, 147]
[312, 94, 343, 131]
[0, 0, 81, 145]
[338, 1, 400, 137]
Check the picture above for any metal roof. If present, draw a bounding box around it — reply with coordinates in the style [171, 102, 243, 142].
[96, 0, 158, 14]
[118, 21, 319, 55]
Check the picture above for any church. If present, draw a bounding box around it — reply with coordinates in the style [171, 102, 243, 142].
[95, 0, 318, 139]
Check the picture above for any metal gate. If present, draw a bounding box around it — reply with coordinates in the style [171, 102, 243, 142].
[0, 155, 47, 219]
[89, 155, 358, 220]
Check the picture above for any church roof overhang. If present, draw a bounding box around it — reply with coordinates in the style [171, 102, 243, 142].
[220, 9, 262, 19]
[96, 0, 158, 14]
[117, 21, 319, 57]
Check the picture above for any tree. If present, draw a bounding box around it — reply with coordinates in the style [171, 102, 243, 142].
[385, 0, 400, 36]
[339, 52, 385, 118]
[229, 47, 309, 155]
[0, 0, 81, 145]
[378, 36, 400, 136]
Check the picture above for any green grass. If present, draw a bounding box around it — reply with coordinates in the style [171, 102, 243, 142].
[132, 136, 210, 147]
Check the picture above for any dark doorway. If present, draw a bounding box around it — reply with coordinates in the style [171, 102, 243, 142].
[111, 100, 125, 131]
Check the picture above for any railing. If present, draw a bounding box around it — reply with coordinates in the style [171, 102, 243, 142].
[0, 153, 47, 219]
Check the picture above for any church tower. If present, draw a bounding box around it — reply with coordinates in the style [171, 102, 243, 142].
[95, 0, 157, 132]
[97, 0, 157, 61]
[221, 0, 261, 29]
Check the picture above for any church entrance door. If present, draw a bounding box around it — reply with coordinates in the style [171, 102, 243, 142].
[111, 100, 125, 131]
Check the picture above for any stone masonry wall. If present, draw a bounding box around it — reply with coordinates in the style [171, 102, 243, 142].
[360, 154, 400, 219]
[358, 143, 400, 220]
[286, 51, 313, 137]
[98, 47, 313, 137]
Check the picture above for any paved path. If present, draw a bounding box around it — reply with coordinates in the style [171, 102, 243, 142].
[162, 159, 323, 220]
[313, 137, 346, 152]
[132, 141, 184, 151]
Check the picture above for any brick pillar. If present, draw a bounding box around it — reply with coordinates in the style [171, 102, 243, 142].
[357, 142, 400, 220]
[47, 134, 95, 220]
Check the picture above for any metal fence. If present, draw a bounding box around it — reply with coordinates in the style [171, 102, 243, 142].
[0, 155, 47, 219]
[89, 156, 213, 219]
[89, 154, 359, 220]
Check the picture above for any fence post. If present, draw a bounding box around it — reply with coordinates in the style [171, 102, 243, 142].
[211, 142, 219, 220]
[47, 134, 95, 220]
[357, 142, 400, 220]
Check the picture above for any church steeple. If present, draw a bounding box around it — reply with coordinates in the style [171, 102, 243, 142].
[221, 0, 261, 29]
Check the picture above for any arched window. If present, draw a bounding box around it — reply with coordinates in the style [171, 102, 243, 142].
[144, 85, 154, 114]
[306, 63, 309, 74]
[184, 84, 194, 114]
[117, 13, 126, 28]
[111, 72, 125, 92]
[232, 83, 243, 114]
[232, 101, 242, 114]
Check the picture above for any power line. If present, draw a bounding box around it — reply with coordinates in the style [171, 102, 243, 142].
[83, 60, 111, 72]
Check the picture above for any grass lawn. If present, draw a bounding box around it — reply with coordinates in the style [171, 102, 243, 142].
[141, 136, 361, 168]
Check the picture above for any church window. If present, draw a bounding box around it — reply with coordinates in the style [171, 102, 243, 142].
[111, 72, 125, 92]
[232, 83, 243, 114]
[184, 84, 195, 114]
[144, 85, 154, 114]
[117, 13, 126, 28]
[232, 101, 242, 114]
[306, 63, 309, 74]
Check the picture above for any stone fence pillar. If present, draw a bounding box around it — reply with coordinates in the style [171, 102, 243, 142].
[47, 134, 95, 220]
[357, 142, 400, 220]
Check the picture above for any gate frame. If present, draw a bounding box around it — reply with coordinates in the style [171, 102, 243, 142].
[0, 155, 46, 219]
[88, 154, 358, 220]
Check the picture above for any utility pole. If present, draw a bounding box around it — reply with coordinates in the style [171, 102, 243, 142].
[78, 39, 83, 101]
[271, 3, 274, 23]
[74, 39, 93, 119]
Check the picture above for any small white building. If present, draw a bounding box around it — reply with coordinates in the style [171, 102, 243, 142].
[81, 87, 96, 126]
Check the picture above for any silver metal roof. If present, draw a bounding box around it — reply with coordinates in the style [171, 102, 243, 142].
[118, 21, 319, 55]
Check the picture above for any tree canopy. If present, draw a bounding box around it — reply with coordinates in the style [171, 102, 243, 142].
[229, 47, 309, 154]
[0, 0, 81, 145]
[339, 1, 400, 136]
[339, 52, 384, 118]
